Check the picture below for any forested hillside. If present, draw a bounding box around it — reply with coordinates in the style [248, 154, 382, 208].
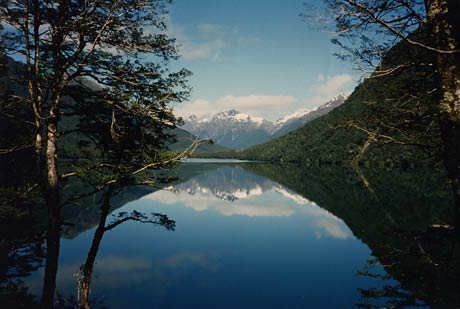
[231, 36, 441, 165]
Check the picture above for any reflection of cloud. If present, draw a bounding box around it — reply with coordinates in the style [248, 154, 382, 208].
[145, 190, 294, 217]
[92, 255, 151, 272]
[88, 253, 217, 291]
[314, 218, 351, 239]
[218, 203, 293, 217]
[24, 255, 153, 295]
[161, 252, 217, 271]
[25, 252, 218, 298]
[94, 252, 218, 296]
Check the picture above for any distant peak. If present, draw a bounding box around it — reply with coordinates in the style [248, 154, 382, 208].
[331, 93, 347, 101]
[275, 108, 310, 126]
[223, 109, 240, 116]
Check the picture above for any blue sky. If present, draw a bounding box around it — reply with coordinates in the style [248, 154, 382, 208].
[168, 0, 359, 120]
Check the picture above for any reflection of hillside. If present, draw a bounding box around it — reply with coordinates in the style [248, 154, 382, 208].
[242, 163, 457, 307]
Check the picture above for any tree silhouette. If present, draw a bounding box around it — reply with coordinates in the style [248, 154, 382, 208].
[305, 0, 460, 221]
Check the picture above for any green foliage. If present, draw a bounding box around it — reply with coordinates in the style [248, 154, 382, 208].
[232, 36, 441, 165]
[0, 0, 192, 192]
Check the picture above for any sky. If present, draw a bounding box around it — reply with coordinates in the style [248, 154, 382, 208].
[168, 0, 359, 121]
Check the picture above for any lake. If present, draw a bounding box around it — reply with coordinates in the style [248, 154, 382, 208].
[2, 161, 459, 308]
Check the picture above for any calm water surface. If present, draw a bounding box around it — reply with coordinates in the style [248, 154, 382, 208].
[8, 161, 457, 308]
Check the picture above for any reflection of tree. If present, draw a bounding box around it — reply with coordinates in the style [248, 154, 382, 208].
[355, 258, 425, 308]
[0, 219, 44, 308]
[1, 178, 176, 308]
[242, 163, 458, 307]
[356, 227, 460, 308]
[76, 186, 175, 309]
[42, 210, 61, 308]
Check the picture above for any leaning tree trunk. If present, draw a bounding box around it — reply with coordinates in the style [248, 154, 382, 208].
[79, 188, 113, 309]
[425, 0, 460, 226]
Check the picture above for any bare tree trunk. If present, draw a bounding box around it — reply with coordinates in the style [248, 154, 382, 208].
[425, 0, 460, 227]
[23, 0, 43, 162]
[41, 99, 61, 308]
[33, 0, 43, 163]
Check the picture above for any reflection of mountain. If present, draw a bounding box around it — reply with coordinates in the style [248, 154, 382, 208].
[145, 165, 348, 238]
[171, 166, 273, 202]
[170, 165, 319, 206]
[243, 163, 458, 308]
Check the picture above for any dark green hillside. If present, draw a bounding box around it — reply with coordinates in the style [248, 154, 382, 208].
[234, 37, 440, 165]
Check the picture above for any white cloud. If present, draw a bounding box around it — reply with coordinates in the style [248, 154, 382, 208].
[164, 17, 230, 61]
[307, 73, 354, 107]
[174, 74, 354, 120]
[181, 39, 224, 60]
[175, 95, 297, 119]
[312, 74, 353, 97]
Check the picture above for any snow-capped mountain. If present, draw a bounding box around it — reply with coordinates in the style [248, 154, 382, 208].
[274, 108, 311, 127]
[182, 109, 275, 149]
[181, 95, 347, 149]
[271, 95, 347, 138]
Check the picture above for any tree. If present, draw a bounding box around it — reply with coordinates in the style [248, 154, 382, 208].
[305, 0, 460, 220]
[0, 0, 198, 306]
[76, 186, 175, 308]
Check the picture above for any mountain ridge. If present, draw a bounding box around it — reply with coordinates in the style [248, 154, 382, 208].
[181, 95, 346, 149]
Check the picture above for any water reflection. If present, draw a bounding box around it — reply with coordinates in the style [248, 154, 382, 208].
[77, 187, 175, 308]
[1, 162, 459, 308]
[144, 166, 351, 240]
[243, 163, 458, 308]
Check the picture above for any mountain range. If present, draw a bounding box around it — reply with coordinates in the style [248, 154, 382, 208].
[181, 95, 346, 149]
